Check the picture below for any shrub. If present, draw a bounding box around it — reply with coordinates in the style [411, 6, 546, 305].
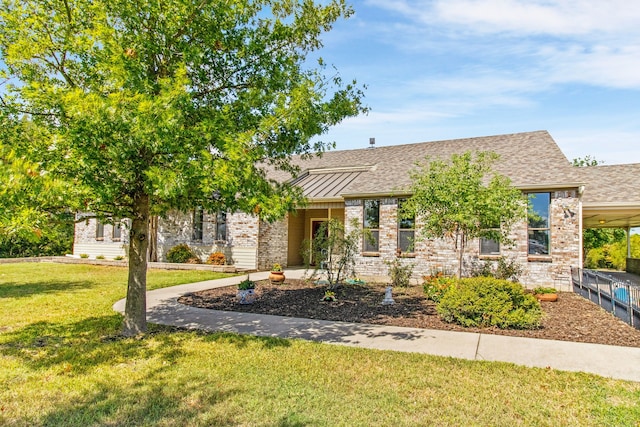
[79, 253, 89, 259]
[206, 252, 226, 265]
[166, 243, 198, 264]
[533, 286, 557, 295]
[437, 277, 542, 329]
[96, 254, 105, 260]
[423, 273, 457, 302]
[386, 258, 414, 288]
[114, 255, 124, 261]
[469, 256, 523, 282]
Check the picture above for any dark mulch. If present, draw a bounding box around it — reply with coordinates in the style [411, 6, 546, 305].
[178, 279, 640, 348]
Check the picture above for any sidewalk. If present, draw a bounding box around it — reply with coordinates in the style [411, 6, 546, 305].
[113, 269, 640, 383]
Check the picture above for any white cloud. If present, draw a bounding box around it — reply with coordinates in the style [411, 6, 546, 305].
[370, 0, 640, 37]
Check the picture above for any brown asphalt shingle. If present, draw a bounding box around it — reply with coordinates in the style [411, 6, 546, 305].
[269, 130, 583, 199]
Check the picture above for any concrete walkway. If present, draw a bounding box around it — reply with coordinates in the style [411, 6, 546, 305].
[113, 269, 640, 383]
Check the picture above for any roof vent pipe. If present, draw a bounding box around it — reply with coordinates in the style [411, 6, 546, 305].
[369, 137, 375, 148]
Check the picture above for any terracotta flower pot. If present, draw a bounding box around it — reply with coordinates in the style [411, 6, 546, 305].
[535, 293, 558, 302]
[269, 271, 285, 284]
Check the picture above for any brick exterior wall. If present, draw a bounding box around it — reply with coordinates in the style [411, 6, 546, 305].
[257, 215, 289, 270]
[344, 191, 580, 290]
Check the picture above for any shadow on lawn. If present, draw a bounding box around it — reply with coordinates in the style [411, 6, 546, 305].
[0, 280, 100, 299]
[35, 365, 242, 426]
[0, 313, 292, 375]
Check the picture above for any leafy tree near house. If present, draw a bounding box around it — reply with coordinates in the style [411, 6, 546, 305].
[0, 110, 81, 257]
[303, 218, 364, 289]
[0, 0, 366, 336]
[403, 151, 526, 278]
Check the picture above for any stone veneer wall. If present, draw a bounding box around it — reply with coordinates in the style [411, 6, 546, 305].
[627, 258, 640, 275]
[257, 215, 289, 270]
[158, 210, 260, 267]
[344, 190, 580, 290]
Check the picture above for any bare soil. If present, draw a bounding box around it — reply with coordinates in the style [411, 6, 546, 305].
[178, 279, 640, 348]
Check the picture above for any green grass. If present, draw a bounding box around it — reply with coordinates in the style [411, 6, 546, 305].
[1, 263, 640, 426]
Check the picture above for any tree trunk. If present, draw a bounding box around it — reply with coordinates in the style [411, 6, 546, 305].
[457, 231, 465, 279]
[122, 193, 150, 336]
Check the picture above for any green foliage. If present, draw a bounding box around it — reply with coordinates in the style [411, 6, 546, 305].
[386, 258, 414, 288]
[583, 228, 626, 254]
[572, 156, 602, 167]
[166, 244, 198, 264]
[423, 273, 457, 303]
[470, 256, 523, 282]
[114, 255, 124, 261]
[303, 218, 364, 288]
[437, 277, 542, 329]
[79, 253, 89, 259]
[405, 151, 526, 278]
[206, 252, 226, 266]
[0, 0, 366, 333]
[96, 255, 105, 260]
[533, 287, 557, 295]
[585, 235, 640, 270]
[238, 278, 256, 290]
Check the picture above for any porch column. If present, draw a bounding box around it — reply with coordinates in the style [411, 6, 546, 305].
[628, 226, 632, 258]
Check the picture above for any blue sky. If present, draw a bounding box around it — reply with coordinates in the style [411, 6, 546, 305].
[313, 0, 640, 166]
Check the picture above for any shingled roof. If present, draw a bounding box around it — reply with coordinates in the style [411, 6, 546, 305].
[578, 163, 640, 228]
[271, 130, 582, 200]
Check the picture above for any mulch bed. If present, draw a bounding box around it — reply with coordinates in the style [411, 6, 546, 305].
[178, 279, 640, 348]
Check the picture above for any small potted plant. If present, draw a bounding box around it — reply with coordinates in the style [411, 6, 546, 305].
[269, 263, 286, 284]
[321, 289, 337, 302]
[533, 286, 558, 302]
[237, 276, 257, 304]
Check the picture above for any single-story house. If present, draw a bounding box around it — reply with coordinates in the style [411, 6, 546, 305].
[73, 130, 640, 289]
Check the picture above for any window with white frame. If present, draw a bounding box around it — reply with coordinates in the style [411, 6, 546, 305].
[363, 199, 380, 252]
[528, 192, 551, 255]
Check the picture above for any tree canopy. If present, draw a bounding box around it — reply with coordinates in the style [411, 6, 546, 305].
[404, 151, 526, 278]
[0, 0, 366, 335]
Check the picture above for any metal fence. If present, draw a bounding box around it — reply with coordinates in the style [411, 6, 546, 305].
[571, 267, 640, 329]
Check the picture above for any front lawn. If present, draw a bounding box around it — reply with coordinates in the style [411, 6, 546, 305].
[1, 263, 639, 426]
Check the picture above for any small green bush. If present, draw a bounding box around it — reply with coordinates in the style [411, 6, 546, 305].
[166, 243, 198, 264]
[79, 253, 89, 259]
[114, 255, 124, 261]
[96, 255, 105, 260]
[386, 258, 414, 288]
[469, 256, 523, 282]
[437, 277, 542, 329]
[423, 273, 457, 302]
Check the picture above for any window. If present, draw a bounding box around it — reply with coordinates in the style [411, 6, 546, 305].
[192, 207, 204, 241]
[215, 211, 227, 241]
[363, 199, 380, 252]
[480, 236, 500, 255]
[528, 192, 551, 255]
[96, 220, 104, 240]
[397, 199, 415, 253]
[113, 221, 122, 241]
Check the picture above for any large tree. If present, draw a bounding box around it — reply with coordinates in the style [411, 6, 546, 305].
[0, 0, 365, 335]
[404, 151, 526, 278]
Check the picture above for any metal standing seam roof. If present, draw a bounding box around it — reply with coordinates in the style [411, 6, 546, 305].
[289, 168, 368, 199]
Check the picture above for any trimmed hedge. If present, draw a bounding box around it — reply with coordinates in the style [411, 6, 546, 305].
[437, 277, 542, 329]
